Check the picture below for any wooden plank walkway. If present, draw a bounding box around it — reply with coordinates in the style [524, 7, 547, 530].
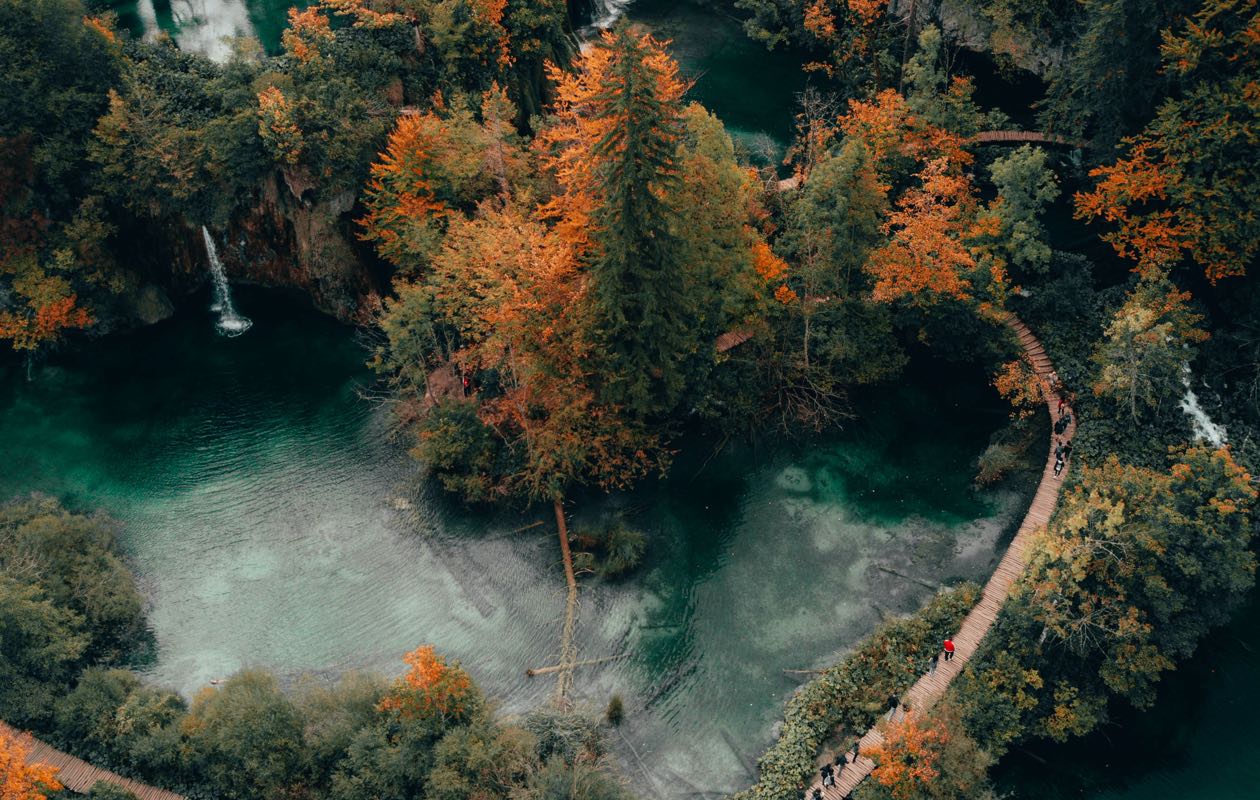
[0, 721, 185, 800]
[967, 130, 1087, 148]
[805, 314, 1075, 799]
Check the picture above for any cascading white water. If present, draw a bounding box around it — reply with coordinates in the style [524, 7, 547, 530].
[201, 226, 252, 337]
[1180, 365, 1226, 447]
[585, 0, 634, 32]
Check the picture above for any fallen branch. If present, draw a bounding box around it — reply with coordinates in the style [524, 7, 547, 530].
[874, 564, 940, 591]
[720, 728, 758, 779]
[527, 653, 630, 676]
[552, 498, 580, 706]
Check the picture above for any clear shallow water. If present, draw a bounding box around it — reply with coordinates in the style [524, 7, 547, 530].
[0, 289, 1022, 795]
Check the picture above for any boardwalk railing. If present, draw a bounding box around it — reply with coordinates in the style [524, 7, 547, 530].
[1, 721, 185, 800]
[807, 313, 1076, 799]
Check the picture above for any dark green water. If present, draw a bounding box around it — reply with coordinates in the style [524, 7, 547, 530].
[997, 594, 1260, 800]
[627, 0, 807, 153]
[0, 288, 1021, 794]
[108, 0, 804, 150]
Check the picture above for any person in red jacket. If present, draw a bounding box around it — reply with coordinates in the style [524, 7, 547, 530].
[943, 638, 956, 661]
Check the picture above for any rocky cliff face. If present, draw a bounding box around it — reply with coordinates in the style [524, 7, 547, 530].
[217, 173, 381, 322]
[892, 0, 1065, 76]
[101, 172, 382, 334]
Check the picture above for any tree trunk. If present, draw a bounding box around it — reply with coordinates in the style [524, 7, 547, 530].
[553, 496, 580, 705]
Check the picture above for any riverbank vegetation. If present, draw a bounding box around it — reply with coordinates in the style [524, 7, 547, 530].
[734, 585, 980, 800]
[3, 0, 1259, 797]
[0, 494, 634, 800]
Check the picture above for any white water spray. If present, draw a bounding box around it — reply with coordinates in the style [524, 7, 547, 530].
[201, 226, 252, 337]
[584, 0, 634, 33]
[1180, 365, 1226, 447]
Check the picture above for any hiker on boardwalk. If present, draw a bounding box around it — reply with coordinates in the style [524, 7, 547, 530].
[885, 694, 900, 720]
[943, 638, 955, 661]
[812, 789, 823, 800]
[1054, 452, 1065, 477]
[821, 763, 835, 787]
[850, 741, 860, 763]
[834, 752, 846, 776]
[929, 651, 940, 674]
[1056, 392, 1067, 417]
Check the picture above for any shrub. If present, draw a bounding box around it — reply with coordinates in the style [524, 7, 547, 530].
[605, 694, 625, 726]
[599, 525, 647, 577]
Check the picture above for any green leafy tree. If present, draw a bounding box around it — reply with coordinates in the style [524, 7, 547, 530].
[0, 0, 126, 362]
[1091, 273, 1208, 419]
[0, 496, 146, 663]
[86, 782, 140, 800]
[0, 577, 87, 726]
[958, 447, 1256, 753]
[181, 670, 312, 799]
[54, 668, 143, 758]
[981, 145, 1059, 276]
[1039, 0, 1193, 146]
[1028, 448, 1256, 704]
[1074, 0, 1260, 282]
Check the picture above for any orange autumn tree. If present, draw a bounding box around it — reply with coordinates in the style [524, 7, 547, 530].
[840, 78, 1019, 312]
[256, 86, 304, 166]
[379, 645, 476, 722]
[863, 711, 949, 800]
[791, 0, 896, 84]
[280, 6, 335, 64]
[536, 28, 688, 254]
[360, 87, 528, 273]
[866, 157, 981, 306]
[0, 293, 92, 357]
[420, 202, 665, 501]
[0, 728, 62, 800]
[993, 352, 1046, 419]
[1074, 0, 1260, 282]
[538, 27, 706, 418]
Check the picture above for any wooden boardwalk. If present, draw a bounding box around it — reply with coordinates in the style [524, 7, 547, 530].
[0, 721, 185, 800]
[805, 314, 1075, 799]
[967, 130, 1087, 148]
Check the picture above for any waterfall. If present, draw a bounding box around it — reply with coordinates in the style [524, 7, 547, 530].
[1180, 365, 1226, 447]
[201, 226, 252, 337]
[584, 0, 635, 33]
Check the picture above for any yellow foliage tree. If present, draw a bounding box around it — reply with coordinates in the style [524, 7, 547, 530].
[0, 728, 62, 800]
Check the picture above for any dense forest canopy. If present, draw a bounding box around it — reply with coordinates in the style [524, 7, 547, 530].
[2, 0, 1259, 798]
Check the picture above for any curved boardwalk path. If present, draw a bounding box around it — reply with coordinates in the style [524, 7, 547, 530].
[808, 313, 1076, 799]
[0, 721, 185, 800]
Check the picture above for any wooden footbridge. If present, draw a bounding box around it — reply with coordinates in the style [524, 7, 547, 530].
[0, 721, 185, 800]
[967, 130, 1087, 148]
[801, 313, 1075, 799]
